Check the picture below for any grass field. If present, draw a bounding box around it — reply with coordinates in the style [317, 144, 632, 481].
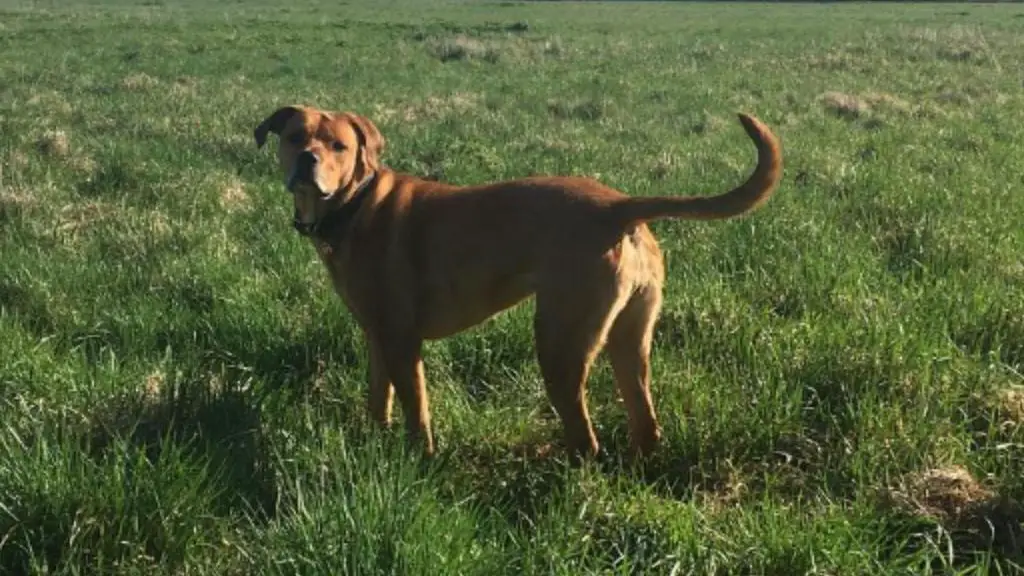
[1, 0, 1023, 573]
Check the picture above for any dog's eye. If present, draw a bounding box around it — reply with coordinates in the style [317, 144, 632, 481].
[331, 141, 345, 152]
[287, 132, 305, 146]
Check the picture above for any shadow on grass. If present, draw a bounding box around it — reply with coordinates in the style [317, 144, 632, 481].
[0, 374, 276, 573]
[88, 374, 278, 520]
[433, 435, 576, 528]
[0, 280, 59, 338]
[950, 304, 1024, 372]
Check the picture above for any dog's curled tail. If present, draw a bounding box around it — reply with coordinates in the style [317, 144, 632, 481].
[615, 113, 782, 225]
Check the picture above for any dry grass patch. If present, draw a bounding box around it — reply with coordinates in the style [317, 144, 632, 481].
[67, 153, 98, 175]
[886, 465, 1024, 558]
[650, 151, 680, 180]
[428, 35, 503, 63]
[862, 92, 912, 114]
[806, 49, 857, 72]
[6, 150, 30, 170]
[0, 188, 37, 221]
[374, 92, 481, 123]
[32, 129, 97, 174]
[36, 129, 70, 158]
[121, 72, 160, 91]
[891, 466, 994, 521]
[996, 386, 1024, 424]
[820, 90, 930, 125]
[200, 226, 245, 262]
[55, 201, 119, 240]
[426, 34, 565, 64]
[821, 91, 870, 120]
[218, 176, 250, 213]
[936, 90, 973, 107]
[539, 36, 565, 58]
[149, 210, 172, 239]
[547, 98, 609, 121]
[170, 76, 199, 98]
[691, 111, 727, 135]
[1004, 261, 1024, 283]
[25, 89, 73, 116]
[143, 370, 166, 406]
[903, 25, 1000, 68]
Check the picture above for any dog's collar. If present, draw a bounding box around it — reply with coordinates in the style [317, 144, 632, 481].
[298, 172, 378, 240]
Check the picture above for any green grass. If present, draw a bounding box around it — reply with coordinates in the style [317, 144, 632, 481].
[1, 0, 1023, 573]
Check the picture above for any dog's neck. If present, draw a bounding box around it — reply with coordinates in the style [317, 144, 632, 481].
[309, 171, 379, 243]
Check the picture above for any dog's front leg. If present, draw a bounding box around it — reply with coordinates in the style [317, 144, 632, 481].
[366, 337, 394, 429]
[379, 336, 434, 457]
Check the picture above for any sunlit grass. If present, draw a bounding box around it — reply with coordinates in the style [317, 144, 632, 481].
[1, 0, 1022, 573]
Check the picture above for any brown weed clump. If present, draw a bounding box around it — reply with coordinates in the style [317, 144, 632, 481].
[885, 465, 1023, 559]
[37, 129, 70, 157]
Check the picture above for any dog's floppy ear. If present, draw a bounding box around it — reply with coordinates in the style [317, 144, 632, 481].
[254, 106, 302, 148]
[344, 112, 386, 174]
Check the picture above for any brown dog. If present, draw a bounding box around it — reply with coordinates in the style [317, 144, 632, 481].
[254, 105, 782, 460]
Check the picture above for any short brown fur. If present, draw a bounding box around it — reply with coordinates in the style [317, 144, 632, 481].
[253, 105, 783, 460]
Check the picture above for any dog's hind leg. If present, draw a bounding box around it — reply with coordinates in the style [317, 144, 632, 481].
[606, 284, 664, 459]
[534, 257, 631, 461]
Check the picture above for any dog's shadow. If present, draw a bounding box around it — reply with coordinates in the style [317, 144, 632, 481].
[431, 435, 584, 529]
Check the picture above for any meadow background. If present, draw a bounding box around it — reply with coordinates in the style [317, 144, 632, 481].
[1, 0, 1023, 573]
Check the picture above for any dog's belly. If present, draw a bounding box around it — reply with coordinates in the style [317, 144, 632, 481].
[418, 271, 536, 340]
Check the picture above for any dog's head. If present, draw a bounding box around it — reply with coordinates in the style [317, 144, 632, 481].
[254, 105, 385, 234]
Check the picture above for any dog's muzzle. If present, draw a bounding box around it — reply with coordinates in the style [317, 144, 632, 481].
[287, 151, 319, 191]
[293, 210, 316, 236]
[294, 151, 316, 181]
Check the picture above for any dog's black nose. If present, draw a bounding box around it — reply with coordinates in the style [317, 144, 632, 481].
[292, 209, 314, 235]
[293, 219, 314, 235]
[295, 151, 317, 179]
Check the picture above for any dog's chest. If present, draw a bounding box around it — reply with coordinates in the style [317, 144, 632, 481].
[314, 242, 362, 314]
